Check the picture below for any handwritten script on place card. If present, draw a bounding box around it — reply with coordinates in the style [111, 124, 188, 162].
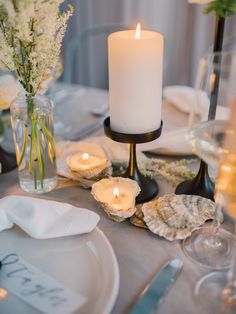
[0, 253, 87, 314]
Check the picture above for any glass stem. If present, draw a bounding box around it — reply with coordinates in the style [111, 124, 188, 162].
[227, 223, 236, 289]
[212, 202, 221, 235]
[211, 191, 224, 246]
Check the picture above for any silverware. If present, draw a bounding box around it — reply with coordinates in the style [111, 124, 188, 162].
[129, 258, 183, 314]
[70, 117, 105, 141]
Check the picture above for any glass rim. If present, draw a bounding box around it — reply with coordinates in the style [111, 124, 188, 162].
[204, 50, 236, 59]
[201, 50, 236, 71]
[201, 50, 236, 66]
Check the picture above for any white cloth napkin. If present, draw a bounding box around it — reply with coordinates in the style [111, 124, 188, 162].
[163, 85, 229, 121]
[138, 85, 229, 155]
[0, 195, 100, 239]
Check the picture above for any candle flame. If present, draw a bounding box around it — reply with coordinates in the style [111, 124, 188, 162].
[221, 164, 232, 173]
[0, 288, 8, 299]
[113, 187, 120, 199]
[210, 73, 216, 93]
[216, 164, 232, 191]
[82, 153, 89, 161]
[135, 23, 141, 40]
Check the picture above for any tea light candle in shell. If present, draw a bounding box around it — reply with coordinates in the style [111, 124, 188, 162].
[91, 177, 141, 222]
[66, 152, 111, 180]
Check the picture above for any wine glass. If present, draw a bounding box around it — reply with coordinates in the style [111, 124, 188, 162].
[182, 51, 236, 269]
[194, 101, 236, 314]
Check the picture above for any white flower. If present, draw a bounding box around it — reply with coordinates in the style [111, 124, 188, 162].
[0, 0, 73, 94]
[188, 0, 213, 3]
[0, 74, 20, 110]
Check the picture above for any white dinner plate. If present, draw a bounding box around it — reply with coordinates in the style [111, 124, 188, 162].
[0, 226, 119, 314]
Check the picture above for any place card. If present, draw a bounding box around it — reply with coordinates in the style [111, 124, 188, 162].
[0, 252, 87, 314]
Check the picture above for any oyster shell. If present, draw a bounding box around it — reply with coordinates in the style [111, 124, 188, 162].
[91, 177, 140, 222]
[142, 194, 216, 241]
[57, 141, 112, 187]
[66, 153, 111, 180]
[130, 207, 147, 229]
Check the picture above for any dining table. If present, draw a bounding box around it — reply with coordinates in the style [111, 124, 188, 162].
[0, 82, 234, 314]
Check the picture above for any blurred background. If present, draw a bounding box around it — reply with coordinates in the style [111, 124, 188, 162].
[61, 0, 236, 89]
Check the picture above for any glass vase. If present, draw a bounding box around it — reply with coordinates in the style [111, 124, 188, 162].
[10, 95, 57, 193]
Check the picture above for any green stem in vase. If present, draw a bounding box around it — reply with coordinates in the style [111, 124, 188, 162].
[29, 109, 45, 190]
[27, 93, 35, 117]
[35, 120, 45, 190]
[17, 123, 28, 167]
[17, 95, 55, 191]
[40, 121, 56, 163]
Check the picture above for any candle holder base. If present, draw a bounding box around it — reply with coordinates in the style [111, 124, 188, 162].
[124, 168, 158, 203]
[175, 160, 214, 201]
[104, 117, 162, 203]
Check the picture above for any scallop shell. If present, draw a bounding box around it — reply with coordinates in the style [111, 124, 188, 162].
[91, 177, 140, 222]
[142, 194, 216, 241]
[130, 207, 147, 229]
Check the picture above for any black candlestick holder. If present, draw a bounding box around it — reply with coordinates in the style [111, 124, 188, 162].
[175, 160, 214, 201]
[175, 17, 225, 201]
[104, 117, 162, 203]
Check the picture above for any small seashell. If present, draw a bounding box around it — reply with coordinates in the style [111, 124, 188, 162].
[91, 177, 140, 222]
[142, 194, 216, 241]
[130, 207, 147, 229]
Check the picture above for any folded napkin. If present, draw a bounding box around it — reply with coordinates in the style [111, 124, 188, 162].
[0, 195, 100, 239]
[139, 85, 230, 155]
[139, 128, 192, 155]
[163, 85, 229, 121]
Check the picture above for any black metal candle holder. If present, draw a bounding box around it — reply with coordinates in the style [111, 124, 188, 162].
[175, 17, 225, 201]
[104, 117, 162, 203]
[175, 160, 214, 201]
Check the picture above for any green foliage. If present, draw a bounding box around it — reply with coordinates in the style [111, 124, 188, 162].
[112, 158, 197, 187]
[0, 4, 8, 21]
[204, 0, 236, 18]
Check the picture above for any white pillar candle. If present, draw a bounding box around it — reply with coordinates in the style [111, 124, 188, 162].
[108, 24, 164, 134]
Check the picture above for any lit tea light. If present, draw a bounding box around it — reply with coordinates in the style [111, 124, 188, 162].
[113, 187, 121, 209]
[91, 177, 141, 222]
[135, 23, 141, 40]
[113, 187, 120, 199]
[82, 152, 90, 161]
[67, 152, 106, 171]
[66, 152, 111, 180]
